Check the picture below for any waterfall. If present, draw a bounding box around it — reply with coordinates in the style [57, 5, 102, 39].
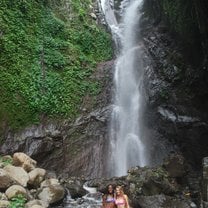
[107, 0, 147, 177]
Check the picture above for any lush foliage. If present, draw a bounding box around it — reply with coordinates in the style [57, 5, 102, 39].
[0, 0, 112, 130]
[0, 156, 13, 166]
[9, 194, 27, 208]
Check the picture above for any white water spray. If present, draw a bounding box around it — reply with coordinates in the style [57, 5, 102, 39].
[108, 0, 147, 176]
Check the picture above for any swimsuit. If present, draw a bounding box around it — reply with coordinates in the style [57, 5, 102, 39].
[104, 195, 115, 208]
[115, 197, 125, 206]
[106, 195, 115, 203]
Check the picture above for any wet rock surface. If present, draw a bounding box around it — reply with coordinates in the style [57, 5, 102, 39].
[0, 2, 208, 208]
[141, 19, 208, 169]
[62, 177, 87, 199]
[84, 153, 199, 208]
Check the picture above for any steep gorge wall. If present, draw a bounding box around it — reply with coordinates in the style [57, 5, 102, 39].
[144, 0, 208, 66]
[0, 0, 112, 132]
[142, 0, 208, 168]
[0, 0, 113, 178]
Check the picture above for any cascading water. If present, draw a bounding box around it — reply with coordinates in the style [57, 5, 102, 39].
[55, 1, 148, 207]
[108, 0, 148, 177]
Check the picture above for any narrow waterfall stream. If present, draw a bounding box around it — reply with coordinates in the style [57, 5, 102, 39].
[106, 0, 147, 176]
[55, 0, 148, 207]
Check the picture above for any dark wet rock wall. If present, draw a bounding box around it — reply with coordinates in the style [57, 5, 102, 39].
[141, 0, 208, 169]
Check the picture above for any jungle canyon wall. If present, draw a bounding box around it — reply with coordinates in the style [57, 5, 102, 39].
[0, 0, 113, 178]
[1, 0, 208, 179]
[0, 0, 112, 131]
[144, 0, 208, 68]
[142, 0, 208, 169]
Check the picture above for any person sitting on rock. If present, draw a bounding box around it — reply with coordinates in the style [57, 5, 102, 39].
[102, 184, 116, 208]
[114, 185, 130, 208]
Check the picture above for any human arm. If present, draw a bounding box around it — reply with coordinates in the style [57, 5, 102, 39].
[124, 194, 130, 208]
[102, 194, 107, 208]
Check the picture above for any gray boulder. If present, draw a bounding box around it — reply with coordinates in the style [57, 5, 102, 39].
[5, 185, 27, 199]
[0, 169, 14, 190]
[38, 185, 65, 204]
[4, 165, 29, 187]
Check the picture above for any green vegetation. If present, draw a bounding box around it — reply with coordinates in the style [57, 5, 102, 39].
[0, 156, 13, 166]
[0, 0, 112, 130]
[9, 194, 27, 208]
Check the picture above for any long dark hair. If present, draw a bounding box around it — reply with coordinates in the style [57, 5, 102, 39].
[106, 184, 115, 194]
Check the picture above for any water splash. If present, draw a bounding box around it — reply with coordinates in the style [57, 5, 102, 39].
[108, 0, 147, 176]
[53, 185, 102, 208]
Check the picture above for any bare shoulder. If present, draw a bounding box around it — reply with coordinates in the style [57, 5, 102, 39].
[124, 194, 129, 199]
[124, 194, 131, 208]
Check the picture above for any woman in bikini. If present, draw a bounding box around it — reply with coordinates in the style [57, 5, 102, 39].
[102, 184, 116, 208]
[114, 186, 130, 208]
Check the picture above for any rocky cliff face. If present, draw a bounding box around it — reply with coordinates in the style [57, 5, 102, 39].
[143, 0, 208, 67]
[141, 0, 208, 169]
[1, 0, 208, 181]
[0, 61, 114, 179]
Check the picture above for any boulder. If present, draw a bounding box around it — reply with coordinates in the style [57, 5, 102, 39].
[13, 152, 37, 172]
[64, 177, 87, 198]
[136, 194, 192, 208]
[4, 165, 29, 187]
[0, 200, 10, 208]
[31, 205, 45, 208]
[38, 185, 65, 204]
[28, 168, 46, 187]
[89, 13, 97, 19]
[40, 179, 60, 188]
[0, 193, 8, 201]
[25, 199, 48, 208]
[5, 185, 27, 199]
[127, 166, 178, 196]
[0, 169, 14, 189]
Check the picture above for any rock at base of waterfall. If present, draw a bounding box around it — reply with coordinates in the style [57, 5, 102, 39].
[5, 185, 27, 199]
[28, 168, 46, 187]
[127, 166, 178, 196]
[64, 177, 87, 198]
[0, 169, 14, 190]
[137, 194, 193, 208]
[38, 185, 65, 204]
[0, 200, 10, 208]
[31, 205, 46, 208]
[40, 178, 60, 188]
[25, 199, 48, 208]
[4, 165, 29, 187]
[13, 152, 37, 172]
